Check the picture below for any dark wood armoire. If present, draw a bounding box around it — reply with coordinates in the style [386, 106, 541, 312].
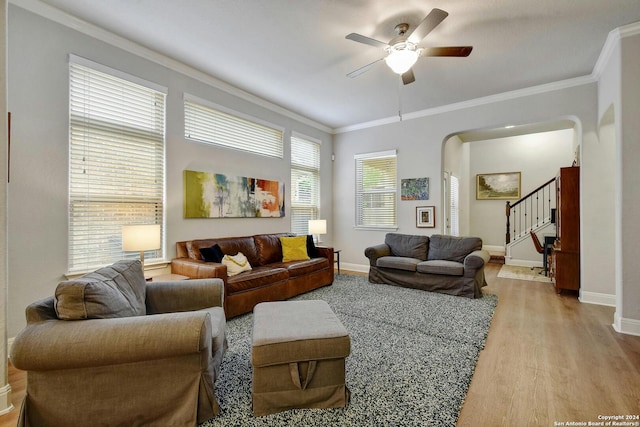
[551, 166, 580, 293]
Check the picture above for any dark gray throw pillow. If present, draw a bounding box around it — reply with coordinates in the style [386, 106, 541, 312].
[427, 235, 482, 262]
[384, 233, 429, 260]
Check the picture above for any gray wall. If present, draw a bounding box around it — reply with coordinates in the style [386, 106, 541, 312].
[6, 6, 333, 336]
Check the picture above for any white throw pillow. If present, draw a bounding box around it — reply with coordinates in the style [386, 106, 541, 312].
[222, 252, 252, 276]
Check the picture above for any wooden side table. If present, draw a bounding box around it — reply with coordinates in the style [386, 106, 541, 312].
[334, 250, 341, 274]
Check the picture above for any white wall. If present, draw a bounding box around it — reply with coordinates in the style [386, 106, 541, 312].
[468, 129, 574, 248]
[6, 6, 333, 336]
[334, 85, 597, 273]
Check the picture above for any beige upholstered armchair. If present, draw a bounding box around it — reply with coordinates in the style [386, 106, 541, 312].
[10, 260, 227, 427]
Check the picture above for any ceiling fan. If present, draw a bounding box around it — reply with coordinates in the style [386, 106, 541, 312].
[345, 8, 472, 85]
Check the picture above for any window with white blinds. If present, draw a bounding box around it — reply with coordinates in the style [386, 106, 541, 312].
[355, 150, 397, 228]
[69, 57, 166, 273]
[184, 95, 283, 158]
[291, 134, 320, 235]
[450, 175, 460, 236]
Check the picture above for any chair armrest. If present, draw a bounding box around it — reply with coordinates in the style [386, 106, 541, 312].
[171, 258, 227, 280]
[364, 244, 391, 266]
[10, 311, 212, 371]
[146, 278, 224, 314]
[463, 249, 490, 276]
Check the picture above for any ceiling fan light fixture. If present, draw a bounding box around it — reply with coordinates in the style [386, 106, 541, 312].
[385, 42, 420, 74]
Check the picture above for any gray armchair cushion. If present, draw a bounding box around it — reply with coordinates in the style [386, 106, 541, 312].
[427, 235, 482, 262]
[384, 233, 429, 260]
[377, 256, 421, 272]
[55, 259, 147, 320]
[417, 260, 464, 276]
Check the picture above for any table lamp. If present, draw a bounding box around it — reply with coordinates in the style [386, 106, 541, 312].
[122, 224, 161, 267]
[308, 219, 327, 244]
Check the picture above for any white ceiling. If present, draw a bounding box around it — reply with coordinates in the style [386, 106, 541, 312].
[29, 0, 640, 130]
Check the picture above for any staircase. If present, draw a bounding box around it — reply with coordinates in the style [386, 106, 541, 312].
[505, 177, 556, 254]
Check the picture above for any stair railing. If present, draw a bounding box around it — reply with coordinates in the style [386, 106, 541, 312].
[505, 177, 556, 244]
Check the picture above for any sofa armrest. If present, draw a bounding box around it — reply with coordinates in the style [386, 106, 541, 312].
[315, 246, 334, 266]
[146, 278, 224, 314]
[171, 258, 227, 280]
[10, 311, 212, 371]
[463, 249, 491, 276]
[364, 244, 391, 266]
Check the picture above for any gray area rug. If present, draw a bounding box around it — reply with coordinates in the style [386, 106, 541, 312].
[200, 274, 498, 426]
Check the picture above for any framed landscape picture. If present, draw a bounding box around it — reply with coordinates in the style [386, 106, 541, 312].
[416, 206, 435, 228]
[476, 172, 521, 200]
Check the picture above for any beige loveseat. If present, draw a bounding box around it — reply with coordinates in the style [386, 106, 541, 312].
[171, 233, 334, 318]
[10, 260, 227, 427]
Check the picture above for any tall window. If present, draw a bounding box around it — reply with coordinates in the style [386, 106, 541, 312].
[69, 56, 166, 272]
[450, 175, 460, 236]
[291, 134, 320, 235]
[184, 94, 283, 158]
[355, 150, 397, 228]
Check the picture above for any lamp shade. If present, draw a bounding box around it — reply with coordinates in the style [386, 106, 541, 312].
[308, 219, 327, 235]
[385, 44, 419, 74]
[122, 224, 161, 252]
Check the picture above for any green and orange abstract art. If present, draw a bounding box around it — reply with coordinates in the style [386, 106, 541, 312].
[184, 170, 285, 218]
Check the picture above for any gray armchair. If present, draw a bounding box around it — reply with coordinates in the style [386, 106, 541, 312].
[10, 260, 227, 427]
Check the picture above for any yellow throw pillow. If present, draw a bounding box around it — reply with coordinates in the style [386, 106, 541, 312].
[280, 236, 310, 262]
[222, 252, 252, 276]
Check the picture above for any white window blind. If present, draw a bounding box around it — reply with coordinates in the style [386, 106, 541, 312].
[291, 134, 320, 235]
[355, 150, 397, 228]
[450, 175, 460, 236]
[69, 58, 166, 273]
[184, 95, 283, 158]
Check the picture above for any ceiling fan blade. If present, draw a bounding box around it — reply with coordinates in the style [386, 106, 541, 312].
[407, 8, 449, 44]
[401, 69, 416, 85]
[346, 33, 388, 48]
[421, 46, 473, 57]
[346, 58, 384, 78]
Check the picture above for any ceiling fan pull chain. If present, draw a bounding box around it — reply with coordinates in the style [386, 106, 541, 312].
[398, 76, 403, 121]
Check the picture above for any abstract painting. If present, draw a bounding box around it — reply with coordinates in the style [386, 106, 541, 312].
[401, 177, 429, 200]
[184, 170, 285, 218]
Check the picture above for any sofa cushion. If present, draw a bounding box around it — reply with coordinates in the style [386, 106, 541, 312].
[222, 252, 253, 276]
[376, 256, 420, 272]
[427, 235, 482, 262]
[254, 233, 289, 265]
[384, 233, 429, 260]
[200, 244, 224, 263]
[277, 257, 329, 278]
[226, 267, 289, 294]
[417, 260, 464, 276]
[54, 259, 147, 320]
[280, 236, 311, 262]
[188, 237, 260, 266]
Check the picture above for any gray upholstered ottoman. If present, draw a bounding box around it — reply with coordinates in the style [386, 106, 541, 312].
[251, 300, 350, 416]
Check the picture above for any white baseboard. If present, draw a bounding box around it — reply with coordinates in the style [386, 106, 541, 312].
[340, 262, 369, 274]
[0, 384, 13, 416]
[580, 291, 616, 307]
[613, 312, 640, 336]
[505, 258, 542, 268]
[483, 245, 505, 256]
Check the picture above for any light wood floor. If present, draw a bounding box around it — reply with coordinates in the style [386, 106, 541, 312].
[2, 263, 639, 427]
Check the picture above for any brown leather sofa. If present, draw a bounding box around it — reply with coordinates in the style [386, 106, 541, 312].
[171, 233, 334, 318]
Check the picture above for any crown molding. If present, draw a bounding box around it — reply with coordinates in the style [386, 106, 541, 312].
[593, 20, 640, 79]
[10, 0, 333, 134]
[334, 75, 595, 134]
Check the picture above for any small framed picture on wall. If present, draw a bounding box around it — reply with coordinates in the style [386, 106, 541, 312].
[416, 206, 435, 228]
